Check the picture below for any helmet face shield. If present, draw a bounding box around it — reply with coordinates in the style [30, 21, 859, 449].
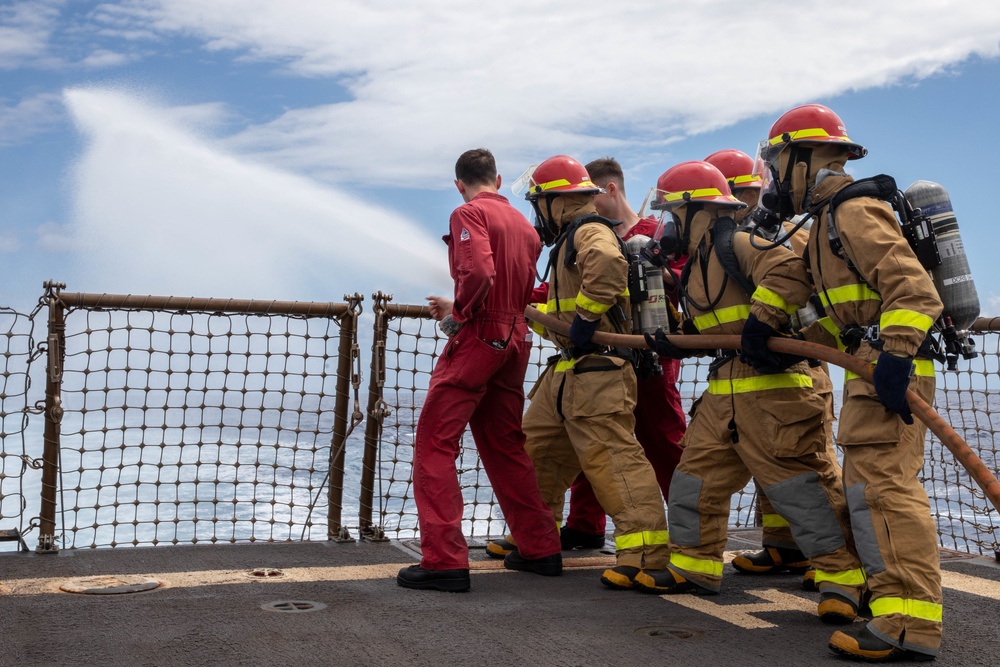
[511, 164, 538, 198]
[754, 138, 782, 171]
[640, 186, 672, 217]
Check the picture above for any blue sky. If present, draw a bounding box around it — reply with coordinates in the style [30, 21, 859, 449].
[2, 0, 1000, 318]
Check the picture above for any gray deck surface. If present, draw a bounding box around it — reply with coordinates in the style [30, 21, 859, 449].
[2, 528, 997, 666]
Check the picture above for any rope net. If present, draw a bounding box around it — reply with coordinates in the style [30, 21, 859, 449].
[371, 310, 999, 557]
[0, 307, 36, 551]
[56, 306, 344, 548]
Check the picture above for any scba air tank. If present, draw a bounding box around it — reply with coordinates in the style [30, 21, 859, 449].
[625, 235, 670, 335]
[904, 181, 980, 330]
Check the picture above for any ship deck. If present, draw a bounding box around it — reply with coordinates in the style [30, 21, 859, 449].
[3, 528, 998, 666]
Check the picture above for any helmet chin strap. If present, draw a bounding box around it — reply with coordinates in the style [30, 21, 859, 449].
[680, 203, 701, 256]
[531, 196, 562, 248]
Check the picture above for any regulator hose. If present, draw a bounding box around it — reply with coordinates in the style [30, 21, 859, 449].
[525, 306, 1000, 515]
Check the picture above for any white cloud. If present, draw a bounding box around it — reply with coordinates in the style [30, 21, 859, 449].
[64, 87, 451, 302]
[35, 221, 74, 252]
[92, 1, 1000, 187]
[78, 48, 131, 69]
[0, 92, 64, 146]
[0, 0, 61, 68]
[0, 234, 21, 253]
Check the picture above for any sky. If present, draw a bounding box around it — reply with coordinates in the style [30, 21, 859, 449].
[2, 0, 1000, 317]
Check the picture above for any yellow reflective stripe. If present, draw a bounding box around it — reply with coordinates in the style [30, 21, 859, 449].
[614, 530, 670, 551]
[769, 127, 853, 145]
[814, 567, 867, 587]
[817, 284, 881, 308]
[670, 552, 723, 577]
[817, 316, 847, 351]
[575, 292, 611, 316]
[529, 321, 546, 336]
[545, 298, 580, 313]
[554, 358, 578, 373]
[708, 373, 812, 394]
[762, 513, 790, 529]
[869, 597, 943, 623]
[535, 177, 598, 192]
[663, 187, 725, 202]
[880, 309, 934, 334]
[845, 358, 935, 382]
[732, 174, 761, 186]
[753, 286, 797, 315]
[692, 304, 750, 331]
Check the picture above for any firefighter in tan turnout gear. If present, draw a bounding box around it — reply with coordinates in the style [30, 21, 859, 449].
[637, 160, 866, 626]
[755, 103, 943, 663]
[507, 154, 671, 589]
[705, 149, 844, 586]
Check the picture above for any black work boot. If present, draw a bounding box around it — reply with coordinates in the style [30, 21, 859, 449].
[503, 550, 563, 577]
[829, 626, 936, 662]
[560, 526, 606, 550]
[731, 546, 810, 574]
[396, 565, 470, 592]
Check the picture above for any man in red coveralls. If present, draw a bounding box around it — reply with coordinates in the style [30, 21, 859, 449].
[560, 157, 687, 548]
[397, 148, 563, 593]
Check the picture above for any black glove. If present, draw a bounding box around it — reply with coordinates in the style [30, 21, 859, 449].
[872, 351, 915, 425]
[644, 328, 690, 361]
[739, 312, 804, 374]
[569, 315, 601, 357]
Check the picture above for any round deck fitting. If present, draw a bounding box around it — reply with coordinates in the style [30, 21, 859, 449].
[260, 600, 327, 613]
[60, 575, 161, 595]
[246, 567, 286, 579]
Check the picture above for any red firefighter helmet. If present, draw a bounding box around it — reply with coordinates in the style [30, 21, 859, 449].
[760, 103, 867, 163]
[651, 160, 746, 212]
[524, 155, 602, 200]
[704, 149, 761, 191]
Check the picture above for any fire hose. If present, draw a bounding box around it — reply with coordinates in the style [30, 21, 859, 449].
[525, 306, 1000, 515]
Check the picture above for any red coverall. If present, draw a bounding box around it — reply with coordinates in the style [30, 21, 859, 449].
[413, 192, 562, 570]
[563, 217, 687, 534]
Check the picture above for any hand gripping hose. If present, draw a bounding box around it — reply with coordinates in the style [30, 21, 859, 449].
[525, 306, 1000, 515]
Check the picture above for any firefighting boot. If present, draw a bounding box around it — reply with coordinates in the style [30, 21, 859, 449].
[503, 550, 563, 577]
[560, 526, 606, 550]
[818, 591, 859, 625]
[829, 627, 936, 662]
[731, 546, 810, 574]
[634, 568, 718, 595]
[600, 565, 641, 590]
[802, 567, 817, 591]
[486, 536, 516, 560]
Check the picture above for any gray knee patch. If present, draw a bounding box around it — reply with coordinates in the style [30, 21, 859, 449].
[846, 482, 887, 575]
[667, 471, 703, 546]
[764, 472, 846, 559]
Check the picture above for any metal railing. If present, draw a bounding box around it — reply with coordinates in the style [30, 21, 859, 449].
[0, 283, 997, 558]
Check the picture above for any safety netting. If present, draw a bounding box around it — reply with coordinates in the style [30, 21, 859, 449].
[367, 306, 999, 557]
[2, 286, 999, 557]
[55, 304, 347, 548]
[0, 306, 37, 552]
